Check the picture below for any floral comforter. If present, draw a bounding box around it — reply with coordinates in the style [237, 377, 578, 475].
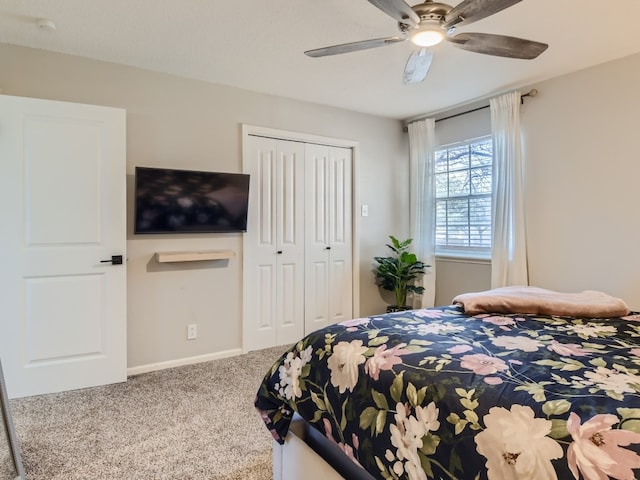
[255, 305, 640, 480]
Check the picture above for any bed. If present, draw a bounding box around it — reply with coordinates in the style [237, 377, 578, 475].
[255, 287, 640, 480]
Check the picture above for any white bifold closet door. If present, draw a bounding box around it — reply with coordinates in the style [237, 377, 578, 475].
[243, 134, 353, 351]
[243, 136, 306, 351]
[304, 144, 352, 333]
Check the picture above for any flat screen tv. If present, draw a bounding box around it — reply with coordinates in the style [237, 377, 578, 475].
[134, 166, 250, 234]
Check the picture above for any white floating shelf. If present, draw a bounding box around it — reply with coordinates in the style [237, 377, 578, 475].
[155, 249, 236, 263]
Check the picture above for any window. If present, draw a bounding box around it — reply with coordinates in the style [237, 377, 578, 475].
[435, 136, 492, 258]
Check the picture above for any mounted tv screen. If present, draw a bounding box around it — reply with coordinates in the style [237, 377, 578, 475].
[134, 167, 250, 234]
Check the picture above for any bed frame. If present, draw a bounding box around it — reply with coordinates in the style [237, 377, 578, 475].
[272, 414, 375, 480]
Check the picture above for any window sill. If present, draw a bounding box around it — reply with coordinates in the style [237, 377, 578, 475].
[435, 255, 491, 265]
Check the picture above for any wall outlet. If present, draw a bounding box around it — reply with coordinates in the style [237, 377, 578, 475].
[187, 324, 197, 340]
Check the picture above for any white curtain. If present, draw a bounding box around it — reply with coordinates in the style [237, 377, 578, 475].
[490, 91, 529, 287]
[408, 118, 436, 307]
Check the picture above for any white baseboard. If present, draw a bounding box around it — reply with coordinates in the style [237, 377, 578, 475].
[126, 348, 243, 377]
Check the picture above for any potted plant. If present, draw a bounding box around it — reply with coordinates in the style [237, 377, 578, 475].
[374, 236, 428, 312]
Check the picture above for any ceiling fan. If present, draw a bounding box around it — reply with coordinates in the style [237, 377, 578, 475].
[304, 0, 548, 85]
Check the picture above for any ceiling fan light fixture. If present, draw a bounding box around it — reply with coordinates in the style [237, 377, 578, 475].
[411, 27, 444, 47]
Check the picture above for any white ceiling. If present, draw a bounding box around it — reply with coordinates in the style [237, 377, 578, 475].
[2, 0, 640, 120]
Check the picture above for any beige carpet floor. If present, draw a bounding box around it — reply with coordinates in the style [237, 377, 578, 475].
[6, 345, 288, 479]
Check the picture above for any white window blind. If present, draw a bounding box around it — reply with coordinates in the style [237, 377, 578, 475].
[435, 136, 492, 258]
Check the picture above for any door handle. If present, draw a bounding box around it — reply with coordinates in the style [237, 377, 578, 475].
[325, 246, 331, 250]
[100, 255, 123, 265]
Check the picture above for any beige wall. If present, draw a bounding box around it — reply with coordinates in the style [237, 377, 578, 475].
[433, 52, 640, 311]
[523, 52, 640, 309]
[0, 44, 408, 370]
[435, 259, 491, 306]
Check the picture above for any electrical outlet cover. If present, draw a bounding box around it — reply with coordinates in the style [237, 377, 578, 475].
[187, 324, 197, 340]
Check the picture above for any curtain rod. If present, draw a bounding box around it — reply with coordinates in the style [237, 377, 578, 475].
[413, 88, 539, 125]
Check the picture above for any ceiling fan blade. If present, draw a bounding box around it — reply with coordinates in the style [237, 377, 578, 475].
[304, 37, 406, 57]
[448, 32, 548, 59]
[368, 0, 420, 26]
[443, 0, 523, 29]
[403, 48, 433, 85]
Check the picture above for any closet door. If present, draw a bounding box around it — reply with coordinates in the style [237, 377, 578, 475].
[243, 136, 305, 351]
[304, 144, 352, 333]
[327, 147, 353, 324]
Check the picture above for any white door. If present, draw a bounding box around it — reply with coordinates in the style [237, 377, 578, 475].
[0, 94, 127, 398]
[327, 146, 353, 324]
[304, 144, 353, 332]
[243, 136, 305, 351]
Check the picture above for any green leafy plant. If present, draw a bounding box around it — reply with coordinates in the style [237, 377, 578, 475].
[374, 236, 428, 310]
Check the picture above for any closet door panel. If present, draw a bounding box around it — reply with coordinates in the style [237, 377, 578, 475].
[257, 264, 277, 330]
[244, 136, 306, 350]
[329, 258, 350, 323]
[304, 144, 331, 330]
[276, 261, 302, 344]
[244, 136, 278, 350]
[275, 141, 305, 344]
[258, 151, 276, 247]
[328, 147, 353, 323]
[331, 149, 351, 245]
[305, 260, 330, 332]
[305, 145, 353, 331]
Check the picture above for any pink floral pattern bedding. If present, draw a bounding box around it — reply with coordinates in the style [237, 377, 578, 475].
[255, 305, 640, 479]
